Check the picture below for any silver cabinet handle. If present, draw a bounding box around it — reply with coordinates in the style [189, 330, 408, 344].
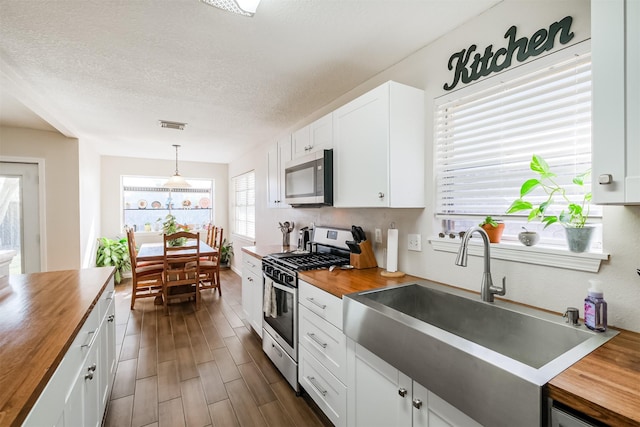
[85, 372, 94, 381]
[307, 376, 327, 396]
[247, 276, 253, 282]
[271, 343, 283, 358]
[307, 332, 327, 348]
[378, 192, 385, 199]
[598, 174, 613, 184]
[398, 388, 408, 397]
[412, 398, 423, 409]
[81, 330, 98, 349]
[107, 314, 115, 322]
[88, 364, 97, 372]
[106, 291, 115, 300]
[306, 297, 326, 310]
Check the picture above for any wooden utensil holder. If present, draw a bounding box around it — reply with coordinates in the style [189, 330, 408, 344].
[350, 240, 378, 269]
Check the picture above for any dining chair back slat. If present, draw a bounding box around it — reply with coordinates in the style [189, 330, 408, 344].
[200, 227, 223, 296]
[162, 231, 201, 314]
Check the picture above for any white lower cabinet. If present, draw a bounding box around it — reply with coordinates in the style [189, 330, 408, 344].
[347, 341, 482, 427]
[298, 280, 347, 427]
[23, 278, 116, 427]
[241, 253, 263, 336]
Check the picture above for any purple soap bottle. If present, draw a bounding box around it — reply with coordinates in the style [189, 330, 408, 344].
[584, 279, 607, 332]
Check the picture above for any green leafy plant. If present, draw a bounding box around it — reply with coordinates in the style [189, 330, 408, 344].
[158, 214, 187, 246]
[479, 216, 500, 228]
[506, 155, 591, 228]
[96, 237, 131, 284]
[220, 239, 234, 265]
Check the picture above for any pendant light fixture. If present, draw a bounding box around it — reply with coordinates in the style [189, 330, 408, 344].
[164, 144, 191, 188]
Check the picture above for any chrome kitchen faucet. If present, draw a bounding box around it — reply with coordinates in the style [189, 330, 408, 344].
[455, 226, 506, 302]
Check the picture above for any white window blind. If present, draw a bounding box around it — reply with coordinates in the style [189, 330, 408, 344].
[434, 49, 601, 240]
[233, 171, 255, 239]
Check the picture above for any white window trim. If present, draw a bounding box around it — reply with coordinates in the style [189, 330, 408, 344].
[232, 170, 255, 240]
[430, 238, 608, 273]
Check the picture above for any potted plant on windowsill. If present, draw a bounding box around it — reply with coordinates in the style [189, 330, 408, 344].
[506, 155, 593, 253]
[479, 216, 505, 243]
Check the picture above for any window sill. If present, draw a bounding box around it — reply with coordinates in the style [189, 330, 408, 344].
[429, 238, 609, 273]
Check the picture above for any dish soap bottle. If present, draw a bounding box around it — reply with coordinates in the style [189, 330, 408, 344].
[584, 280, 607, 332]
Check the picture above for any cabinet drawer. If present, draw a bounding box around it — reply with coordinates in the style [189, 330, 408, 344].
[299, 280, 342, 329]
[299, 305, 346, 382]
[243, 253, 262, 277]
[299, 346, 347, 427]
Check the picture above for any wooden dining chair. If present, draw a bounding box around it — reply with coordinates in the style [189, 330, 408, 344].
[162, 231, 201, 314]
[199, 226, 223, 296]
[126, 228, 163, 309]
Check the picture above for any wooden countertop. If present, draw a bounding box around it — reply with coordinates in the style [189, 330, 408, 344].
[0, 267, 115, 427]
[242, 245, 640, 424]
[548, 329, 640, 426]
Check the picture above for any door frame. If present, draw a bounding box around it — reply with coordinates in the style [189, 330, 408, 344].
[0, 156, 47, 271]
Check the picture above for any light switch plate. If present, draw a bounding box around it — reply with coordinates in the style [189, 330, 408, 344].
[408, 234, 422, 251]
[375, 228, 383, 243]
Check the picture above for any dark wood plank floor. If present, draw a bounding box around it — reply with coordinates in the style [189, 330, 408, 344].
[105, 269, 330, 427]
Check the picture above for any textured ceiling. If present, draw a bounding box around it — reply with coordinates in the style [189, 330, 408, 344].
[0, 0, 500, 163]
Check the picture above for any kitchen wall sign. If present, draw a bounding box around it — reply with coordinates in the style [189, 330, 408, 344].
[443, 15, 574, 91]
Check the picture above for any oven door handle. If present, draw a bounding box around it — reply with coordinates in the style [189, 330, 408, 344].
[270, 281, 296, 294]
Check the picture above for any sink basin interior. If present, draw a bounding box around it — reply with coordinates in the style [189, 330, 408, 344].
[360, 284, 595, 369]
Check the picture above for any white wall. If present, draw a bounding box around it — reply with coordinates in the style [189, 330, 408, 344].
[78, 139, 102, 268]
[0, 125, 81, 270]
[100, 155, 229, 243]
[229, 1, 640, 332]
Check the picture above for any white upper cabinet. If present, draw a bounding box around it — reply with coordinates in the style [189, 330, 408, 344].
[591, 0, 640, 204]
[267, 135, 292, 208]
[333, 81, 425, 208]
[292, 113, 333, 159]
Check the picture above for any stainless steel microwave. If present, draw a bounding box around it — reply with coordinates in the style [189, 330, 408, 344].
[284, 149, 333, 207]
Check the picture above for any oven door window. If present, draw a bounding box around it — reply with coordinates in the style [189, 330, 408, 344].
[264, 282, 295, 349]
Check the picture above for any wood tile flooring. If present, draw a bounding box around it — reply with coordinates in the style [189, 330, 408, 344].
[104, 270, 330, 427]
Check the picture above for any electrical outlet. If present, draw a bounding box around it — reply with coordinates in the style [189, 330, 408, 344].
[408, 234, 422, 251]
[375, 228, 383, 243]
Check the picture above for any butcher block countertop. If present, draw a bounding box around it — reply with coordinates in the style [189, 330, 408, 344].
[242, 245, 639, 425]
[0, 267, 115, 427]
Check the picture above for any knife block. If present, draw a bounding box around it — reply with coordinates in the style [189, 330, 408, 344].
[350, 240, 378, 269]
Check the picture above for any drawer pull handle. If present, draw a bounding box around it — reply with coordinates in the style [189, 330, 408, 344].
[88, 363, 97, 372]
[307, 376, 328, 396]
[107, 314, 115, 322]
[306, 297, 326, 310]
[307, 333, 327, 348]
[398, 388, 408, 397]
[85, 372, 94, 381]
[106, 291, 115, 300]
[412, 398, 423, 409]
[272, 343, 283, 358]
[81, 330, 98, 349]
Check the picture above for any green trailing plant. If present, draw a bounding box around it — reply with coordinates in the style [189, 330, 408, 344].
[506, 155, 591, 228]
[158, 214, 187, 246]
[220, 239, 234, 265]
[96, 236, 131, 284]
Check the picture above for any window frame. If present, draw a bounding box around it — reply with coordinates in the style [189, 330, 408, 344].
[232, 170, 256, 240]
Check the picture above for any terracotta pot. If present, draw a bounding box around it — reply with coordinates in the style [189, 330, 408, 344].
[481, 223, 505, 243]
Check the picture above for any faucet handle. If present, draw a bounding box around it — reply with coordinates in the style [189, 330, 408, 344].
[490, 276, 506, 298]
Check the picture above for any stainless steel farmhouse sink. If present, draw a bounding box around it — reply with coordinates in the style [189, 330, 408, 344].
[343, 281, 618, 427]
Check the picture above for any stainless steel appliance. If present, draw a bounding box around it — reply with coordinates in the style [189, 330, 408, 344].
[261, 226, 352, 392]
[284, 149, 333, 207]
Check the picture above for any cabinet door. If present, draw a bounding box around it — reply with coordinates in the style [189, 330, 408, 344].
[310, 113, 333, 152]
[64, 340, 100, 427]
[292, 125, 311, 158]
[267, 136, 292, 208]
[592, 0, 640, 204]
[99, 300, 116, 414]
[333, 84, 389, 207]
[350, 343, 411, 427]
[249, 271, 263, 336]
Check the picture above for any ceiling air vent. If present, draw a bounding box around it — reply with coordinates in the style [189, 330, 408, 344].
[159, 120, 187, 130]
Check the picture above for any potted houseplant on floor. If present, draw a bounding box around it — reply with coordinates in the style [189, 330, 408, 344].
[220, 239, 234, 268]
[479, 216, 505, 243]
[506, 155, 593, 252]
[96, 236, 131, 283]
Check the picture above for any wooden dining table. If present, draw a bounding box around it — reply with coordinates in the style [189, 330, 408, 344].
[137, 240, 217, 263]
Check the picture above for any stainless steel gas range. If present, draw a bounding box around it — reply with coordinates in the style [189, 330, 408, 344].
[261, 226, 353, 392]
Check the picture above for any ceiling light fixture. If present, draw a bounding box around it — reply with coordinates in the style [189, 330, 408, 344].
[164, 144, 191, 188]
[200, 0, 261, 17]
[159, 120, 187, 130]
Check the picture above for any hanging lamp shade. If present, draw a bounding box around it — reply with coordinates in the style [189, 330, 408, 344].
[200, 0, 261, 17]
[164, 145, 191, 188]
